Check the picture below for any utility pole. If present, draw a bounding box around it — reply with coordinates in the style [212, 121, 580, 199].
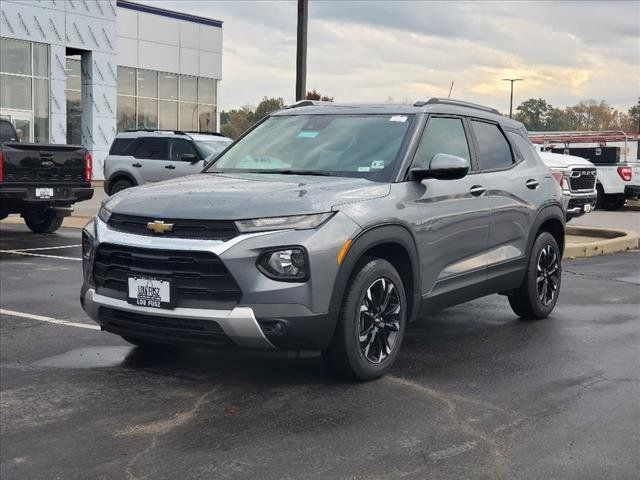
[295, 0, 308, 101]
[502, 78, 523, 118]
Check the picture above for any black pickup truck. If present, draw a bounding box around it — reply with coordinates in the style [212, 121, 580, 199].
[0, 118, 93, 233]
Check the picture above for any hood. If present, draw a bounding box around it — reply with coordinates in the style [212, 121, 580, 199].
[539, 151, 595, 169]
[105, 173, 390, 220]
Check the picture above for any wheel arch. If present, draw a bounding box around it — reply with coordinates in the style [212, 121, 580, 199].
[105, 171, 137, 195]
[528, 204, 566, 257]
[329, 223, 421, 324]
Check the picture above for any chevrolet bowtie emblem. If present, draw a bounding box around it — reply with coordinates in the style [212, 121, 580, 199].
[146, 220, 174, 234]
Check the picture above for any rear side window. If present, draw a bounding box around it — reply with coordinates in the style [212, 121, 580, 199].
[471, 120, 514, 170]
[109, 138, 136, 155]
[170, 139, 200, 161]
[132, 138, 169, 160]
[414, 117, 471, 168]
[0, 119, 16, 141]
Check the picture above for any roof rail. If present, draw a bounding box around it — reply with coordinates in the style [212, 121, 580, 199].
[123, 128, 188, 135]
[182, 131, 227, 137]
[285, 100, 323, 109]
[414, 98, 501, 115]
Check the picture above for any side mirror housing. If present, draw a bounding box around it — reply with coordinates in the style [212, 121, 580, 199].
[410, 153, 469, 181]
[181, 153, 199, 163]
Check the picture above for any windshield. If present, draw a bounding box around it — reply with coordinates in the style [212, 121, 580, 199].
[205, 114, 414, 181]
[195, 139, 232, 157]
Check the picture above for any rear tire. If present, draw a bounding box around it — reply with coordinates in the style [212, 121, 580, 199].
[23, 210, 63, 234]
[508, 231, 561, 320]
[109, 178, 134, 195]
[322, 258, 407, 381]
[596, 189, 625, 211]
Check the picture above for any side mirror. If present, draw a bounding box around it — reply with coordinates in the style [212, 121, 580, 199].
[181, 153, 199, 163]
[410, 153, 469, 181]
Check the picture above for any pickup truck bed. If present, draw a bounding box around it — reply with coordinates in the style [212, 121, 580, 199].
[1, 119, 93, 233]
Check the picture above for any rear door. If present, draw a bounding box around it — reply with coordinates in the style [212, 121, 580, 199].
[130, 137, 171, 182]
[168, 138, 205, 179]
[405, 115, 491, 303]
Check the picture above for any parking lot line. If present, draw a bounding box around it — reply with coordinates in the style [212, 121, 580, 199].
[0, 308, 100, 330]
[0, 244, 81, 252]
[0, 251, 82, 261]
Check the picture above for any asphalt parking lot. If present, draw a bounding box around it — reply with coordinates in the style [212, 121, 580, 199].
[1, 222, 639, 480]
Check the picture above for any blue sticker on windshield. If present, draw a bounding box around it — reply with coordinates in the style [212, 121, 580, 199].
[298, 131, 319, 138]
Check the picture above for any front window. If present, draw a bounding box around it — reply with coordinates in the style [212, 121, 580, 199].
[195, 139, 231, 157]
[207, 114, 414, 181]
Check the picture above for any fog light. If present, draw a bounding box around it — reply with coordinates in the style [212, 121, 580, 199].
[258, 247, 308, 281]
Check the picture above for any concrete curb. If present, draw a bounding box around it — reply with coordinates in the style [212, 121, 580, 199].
[564, 226, 639, 259]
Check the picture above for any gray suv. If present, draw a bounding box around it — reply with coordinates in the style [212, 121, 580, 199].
[82, 99, 565, 380]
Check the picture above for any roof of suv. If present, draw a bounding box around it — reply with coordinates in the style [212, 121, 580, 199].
[273, 98, 523, 130]
[114, 130, 231, 142]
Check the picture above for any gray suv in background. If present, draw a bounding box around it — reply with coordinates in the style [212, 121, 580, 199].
[103, 130, 231, 194]
[82, 98, 565, 380]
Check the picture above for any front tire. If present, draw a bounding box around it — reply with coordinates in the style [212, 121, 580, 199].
[109, 178, 134, 195]
[508, 232, 561, 319]
[23, 210, 63, 233]
[323, 258, 407, 381]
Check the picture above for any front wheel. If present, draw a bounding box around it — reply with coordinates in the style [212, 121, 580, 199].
[323, 258, 407, 381]
[23, 210, 64, 234]
[508, 231, 561, 319]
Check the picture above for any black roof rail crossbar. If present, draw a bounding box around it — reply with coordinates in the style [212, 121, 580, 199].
[181, 131, 227, 137]
[123, 128, 188, 135]
[414, 98, 501, 115]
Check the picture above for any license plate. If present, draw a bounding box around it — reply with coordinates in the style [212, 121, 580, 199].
[35, 188, 54, 199]
[127, 276, 172, 309]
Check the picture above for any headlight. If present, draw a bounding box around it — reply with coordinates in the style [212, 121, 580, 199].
[235, 212, 333, 233]
[257, 247, 308, 281]
[82, 218, 96, 260]
[97, 204, 112, 223]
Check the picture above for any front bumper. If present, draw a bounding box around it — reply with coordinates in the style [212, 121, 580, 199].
[82, 288, 276, 349]
[563, 191, 596, 218]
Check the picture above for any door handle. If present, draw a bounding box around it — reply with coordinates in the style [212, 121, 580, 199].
[470, 185, 486, 197]
[132, 163, 142, 168]
[526, 179, 540, 189]
[165, 165, 176, 170]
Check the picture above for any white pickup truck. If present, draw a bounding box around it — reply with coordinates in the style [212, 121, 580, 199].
[530, 131, 640, 211]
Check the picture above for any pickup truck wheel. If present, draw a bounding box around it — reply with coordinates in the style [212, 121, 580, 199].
[599, 194, 626, 211]
[23, 210, 64, 234]
[322, 258, 407, 381]
[508, 232, 561, 320]
[110, 178, 134, 195]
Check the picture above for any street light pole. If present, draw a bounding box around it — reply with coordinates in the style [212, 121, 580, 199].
[295, 0, 308, 101]
[502, 78, 523, 118]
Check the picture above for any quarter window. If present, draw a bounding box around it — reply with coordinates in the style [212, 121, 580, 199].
[133, 138, 169, 160]
[414, 117, 470, 168]
[471, 120, 514, 170]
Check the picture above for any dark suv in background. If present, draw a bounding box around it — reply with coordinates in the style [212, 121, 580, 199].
[82, 98, 565, 380]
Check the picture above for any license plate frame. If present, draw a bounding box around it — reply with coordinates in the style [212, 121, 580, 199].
[127, 276, 173, 309]
[35, 187, 54, 199]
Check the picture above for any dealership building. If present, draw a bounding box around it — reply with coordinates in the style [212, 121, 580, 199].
[0, 0, 223, 178]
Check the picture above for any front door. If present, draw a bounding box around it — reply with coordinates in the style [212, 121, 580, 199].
[404, 115, 491, 305]
[168, 138, 206, 180]
[0, 110, 32, 142]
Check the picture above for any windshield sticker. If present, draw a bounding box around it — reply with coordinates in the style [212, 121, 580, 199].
[358, 166, 371, 172]
[298, 131, 319, 138]
[371, 160, 385, 170]
[390, 115, 408, 123]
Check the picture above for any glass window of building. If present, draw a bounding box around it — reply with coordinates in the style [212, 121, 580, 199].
[198, 104, 215, 133]
[0, 74, 32, 110]
[137, 69, 158, 99]
[198, 77, 215, 105]
[118, 66, 136, 96]
[0, 38, 31, 75]
[33, 78, 49, 143]
[180, 102, 198, 131]
[138, 98, 158, 129]
[159, 73, 178, 100]
[33, 43, 48, 78]
[117, 95, 136, 131]
[180, 75, 197, 103]
[66, 57, 82, 145]
[159, 100, 178, 130]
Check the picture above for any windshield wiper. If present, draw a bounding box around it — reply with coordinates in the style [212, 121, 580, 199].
[210, 169, 340, 177]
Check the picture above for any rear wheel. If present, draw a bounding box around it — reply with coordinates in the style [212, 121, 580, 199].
[508, 232, 561, 319]
[323, 258, 407, 381]
[596, 186, 625, 211]
[109, 178, 134, 195]
[23, 209, 63, 234]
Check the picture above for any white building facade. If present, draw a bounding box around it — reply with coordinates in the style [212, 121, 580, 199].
[0, 0, 222, 179]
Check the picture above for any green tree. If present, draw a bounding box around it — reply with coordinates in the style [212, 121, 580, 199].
[220, 106, 255, 139]
[514, 98, 553, 131]
[628, 98, 640, 133]
[305, 89, 334, 102]
[254, 96, 286, 121]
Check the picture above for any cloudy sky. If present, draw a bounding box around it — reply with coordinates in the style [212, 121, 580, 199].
[147, 0, 639, 113]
